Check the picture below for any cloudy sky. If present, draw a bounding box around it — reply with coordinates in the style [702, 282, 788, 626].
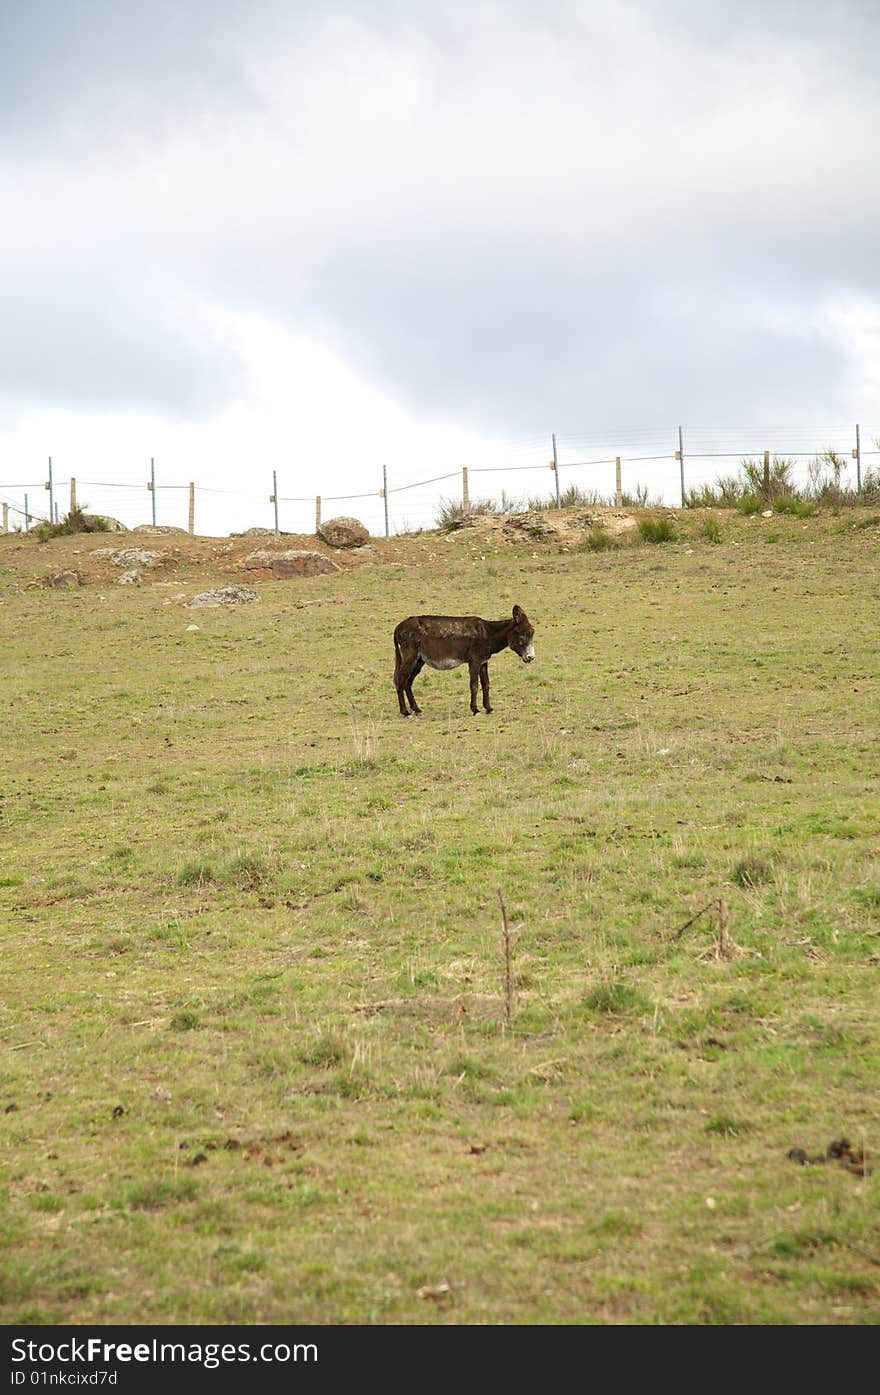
[2, 0, 878, 533]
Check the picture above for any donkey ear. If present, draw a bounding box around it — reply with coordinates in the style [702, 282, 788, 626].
[512, 605, 523, 621]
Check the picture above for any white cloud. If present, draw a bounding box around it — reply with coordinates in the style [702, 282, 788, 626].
[2, 1, 879, 531]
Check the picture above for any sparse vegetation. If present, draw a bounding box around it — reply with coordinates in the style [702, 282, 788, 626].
[1, 507, 878, 1325]
[687, 453, 880, 511]
[34, 506, 110, 542]
[637, 515, 677, 543]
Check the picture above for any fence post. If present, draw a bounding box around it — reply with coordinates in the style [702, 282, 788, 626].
[149, 458, 157, 526]
[271, 470, 279, 537]
[315, 496, 321, 533]
[188, 482, 195, 535]
[382, 465, 389, 537]
[46, 457, 54, 521]
[615, 457, 622, 507]
[2, 503, 7, 531]
[70, 478, 77, 512]
[854, 424, 861, 493]
[763, 450, 770, 498]
[462, 466, 469, 510]
[677, 426, 685, 507]
[24, 494, 30, 530]
[552, 433, 560, 507]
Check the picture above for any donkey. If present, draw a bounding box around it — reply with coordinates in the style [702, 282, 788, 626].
[393, 605, 535, 717]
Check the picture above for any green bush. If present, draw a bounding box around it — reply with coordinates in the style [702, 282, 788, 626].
[736, 494, 763, 516]
[637, 516, 677, 543]
[34, 507, 110, 543]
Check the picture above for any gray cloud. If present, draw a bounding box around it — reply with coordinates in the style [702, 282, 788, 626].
[2, 1, 877, 430]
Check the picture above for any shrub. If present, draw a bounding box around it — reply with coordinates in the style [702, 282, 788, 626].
[34, 507, 109, 543]
[177, 862, 215, 887]
[222, 852, 277, 890]
[703, 516, 722, 543]
[731, 855, 773, 888]
[637, 516, 677, 543]
[527, 485, 610, 510]
[435, 498, 499, 531]
[774, 496, 814, 518]
[736, 494, 763, 516]
[740, 456, 796, 500]
[584, 524, 617, 552]
[582, 980, 647, 1014]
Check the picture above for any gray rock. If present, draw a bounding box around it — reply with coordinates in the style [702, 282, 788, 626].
[243, 549, 341, 578]
[116, 569, 142, 585]
[43, 569, 82, 589]
[504, 512, 556, 539]
[317, 516, 369, 548]
[231, 526, 276, 537]
[187, 586, 261, 608]
[132, 524, 188, 535]
[353, 544, 377, 555]
[81, 514, 126, 532]
[111, 548, 169, 568]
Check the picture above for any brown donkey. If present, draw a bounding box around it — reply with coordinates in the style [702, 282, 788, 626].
[393, 605, 535, 717]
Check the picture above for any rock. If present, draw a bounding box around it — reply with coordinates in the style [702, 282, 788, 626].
[81, 514, 126, 532]
[186, 624, 200, 632]
[353, 544, 377, 555]
[761, 509, 774, 518]
[231, 526, 276, 538]
[116, 569, 142, 585]
[110, 548, 169, 568]
[43, 569, 82, 588]
[317, 516, 369, 548]
[243, 549, 341, 578]
[132, 524, 188, 535]
[187, 586, 261, 608]
[504, 512, 556, 540]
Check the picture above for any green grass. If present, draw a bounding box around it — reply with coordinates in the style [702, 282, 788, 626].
[1, 508, 878, 1325]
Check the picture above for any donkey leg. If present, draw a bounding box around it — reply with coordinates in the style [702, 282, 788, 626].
[405, 658, 424, 715]
[468, 660, 481, 715]
[479, 662, 492, 713]
[395, 641, 414, 716]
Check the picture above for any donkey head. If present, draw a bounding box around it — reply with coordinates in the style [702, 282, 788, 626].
[509, 605, 536, 663]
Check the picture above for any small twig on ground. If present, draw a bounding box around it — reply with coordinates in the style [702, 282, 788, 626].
[499, 889, 514, 1028]
[670, 901, 715, 941]
[843, 1241, 880, 1268]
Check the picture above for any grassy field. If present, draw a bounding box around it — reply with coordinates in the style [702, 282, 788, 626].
[1, 507, 878, 1325]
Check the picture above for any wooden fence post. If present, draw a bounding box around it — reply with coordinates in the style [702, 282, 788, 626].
[615, 457, 622, 507]
[462, 467, 469, 509]
[677, 426, 685, 507]
[70, 478, 77, 512]
[763, 450, 770, 498]
[2, 503, 7, 531]
[315, 496, 322, 533]
[188, 482, 195, 535]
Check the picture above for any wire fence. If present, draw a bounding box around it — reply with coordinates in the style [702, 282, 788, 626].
[1, 424, 878, 540]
